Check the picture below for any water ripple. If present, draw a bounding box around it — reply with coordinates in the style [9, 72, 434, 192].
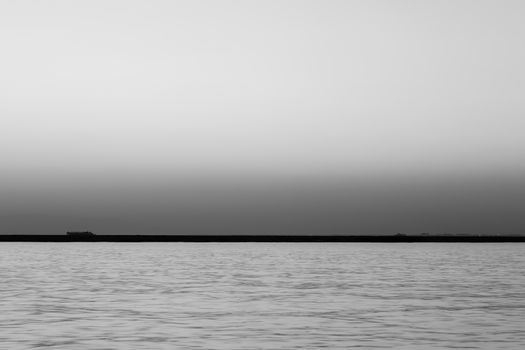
[1, 243, 524, 349]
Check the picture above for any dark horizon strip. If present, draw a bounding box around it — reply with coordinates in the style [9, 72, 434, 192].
[1, 234, 525, 242]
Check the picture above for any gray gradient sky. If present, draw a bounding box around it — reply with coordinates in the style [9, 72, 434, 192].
[1, 0, 524, 234]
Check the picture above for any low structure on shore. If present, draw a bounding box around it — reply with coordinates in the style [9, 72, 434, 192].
[66, 231, 95, 238]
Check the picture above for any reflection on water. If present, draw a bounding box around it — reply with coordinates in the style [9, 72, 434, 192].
[0, 243, 524, 349]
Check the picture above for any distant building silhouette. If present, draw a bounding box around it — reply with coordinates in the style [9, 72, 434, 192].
[66, 231, 95, 238]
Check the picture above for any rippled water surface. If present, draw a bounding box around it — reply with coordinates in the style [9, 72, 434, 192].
[1, 243, 525, 349]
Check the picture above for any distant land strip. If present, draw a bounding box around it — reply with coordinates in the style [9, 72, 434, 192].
[1, 234, 525, 242]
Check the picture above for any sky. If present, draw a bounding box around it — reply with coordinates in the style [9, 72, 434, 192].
[1, 0, 524, 234]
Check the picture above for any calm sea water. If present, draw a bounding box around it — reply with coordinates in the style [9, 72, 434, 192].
[1, 243, 524, 349]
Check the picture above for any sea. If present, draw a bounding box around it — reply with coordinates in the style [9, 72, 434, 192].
[0, 242, 524, 349]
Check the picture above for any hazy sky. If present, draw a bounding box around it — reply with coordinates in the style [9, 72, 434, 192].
[1, 1, 524, 234]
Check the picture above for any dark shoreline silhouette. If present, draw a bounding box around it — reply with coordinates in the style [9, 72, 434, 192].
[0, 234, 524, 242]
